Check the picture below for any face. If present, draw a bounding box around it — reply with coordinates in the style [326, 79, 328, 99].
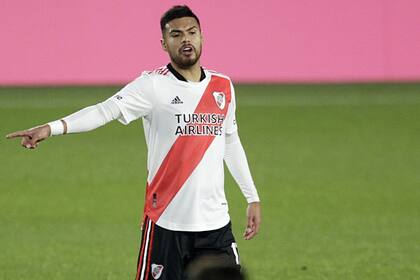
[161, 17, 203, 69]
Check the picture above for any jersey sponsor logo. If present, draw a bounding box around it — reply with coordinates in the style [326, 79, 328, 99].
[115, 95, 123, 100]
[151, 264, 164, 279]
[174, 113, 225, 136]
[171, 96, 183, 104]
[212, 91, 226, 110]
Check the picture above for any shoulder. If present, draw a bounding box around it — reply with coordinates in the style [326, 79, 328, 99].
[204, 68, 236, 104]
[204, 68, 232, 82]
[139, 65, 170, 78]
[204, 68, 236, 97]
[129, 65, 172, 87]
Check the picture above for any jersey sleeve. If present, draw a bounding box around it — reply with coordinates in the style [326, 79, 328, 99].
[108, 72, 154, 125]
[225, 81, 238, 134]
[224, 132, 260, 203]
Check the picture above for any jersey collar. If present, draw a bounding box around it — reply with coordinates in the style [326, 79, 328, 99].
[167, 63, 206, 82]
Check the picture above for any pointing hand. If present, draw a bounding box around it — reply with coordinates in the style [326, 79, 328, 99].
[6, 125, 51, 149]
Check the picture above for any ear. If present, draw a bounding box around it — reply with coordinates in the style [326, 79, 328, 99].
[161, 38, 168, 52]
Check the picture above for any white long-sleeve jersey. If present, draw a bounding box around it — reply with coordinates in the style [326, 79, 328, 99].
[49, 65, 260, 231]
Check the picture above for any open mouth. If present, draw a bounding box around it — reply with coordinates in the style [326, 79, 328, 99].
[181, 45, 194, 55]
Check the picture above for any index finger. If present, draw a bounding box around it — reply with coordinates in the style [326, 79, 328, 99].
[6, 130, 31, 139]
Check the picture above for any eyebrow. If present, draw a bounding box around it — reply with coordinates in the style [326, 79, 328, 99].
[169, 26, 198, 33]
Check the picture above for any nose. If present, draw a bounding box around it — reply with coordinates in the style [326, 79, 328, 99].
[181, 33, 191, 44]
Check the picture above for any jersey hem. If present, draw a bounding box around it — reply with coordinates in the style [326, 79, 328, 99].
[156, 215, 231, 232]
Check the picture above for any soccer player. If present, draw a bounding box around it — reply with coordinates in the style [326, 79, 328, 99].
[6, 5, 261, 280]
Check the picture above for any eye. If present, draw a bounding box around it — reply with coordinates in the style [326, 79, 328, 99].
[171, 33, 180, 37]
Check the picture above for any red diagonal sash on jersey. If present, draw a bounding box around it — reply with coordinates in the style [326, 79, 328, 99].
[144, 75, 231, 222]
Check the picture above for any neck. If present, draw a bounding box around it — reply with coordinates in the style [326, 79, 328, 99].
[171, 62, 202, 82]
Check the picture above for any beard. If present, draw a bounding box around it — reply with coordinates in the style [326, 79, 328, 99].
[169, 45, 202, 69]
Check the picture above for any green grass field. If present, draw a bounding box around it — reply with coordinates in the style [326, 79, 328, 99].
[1, 83, 420, 279]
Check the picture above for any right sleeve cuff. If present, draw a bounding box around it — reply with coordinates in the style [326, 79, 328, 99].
[246, 195, 260, 204]
[48, 120, 64, 136]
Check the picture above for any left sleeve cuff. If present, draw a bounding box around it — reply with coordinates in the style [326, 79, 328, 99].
[47, 120, 64, 136]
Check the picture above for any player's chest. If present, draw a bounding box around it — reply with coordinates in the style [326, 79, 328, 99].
[158, 90, 199, 114]
[153, 82, 229, 115]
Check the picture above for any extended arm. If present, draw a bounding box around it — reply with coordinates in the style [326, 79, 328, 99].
[6, 74, 153, 148]
[49, 99, 121, 135]
[6, 99, 121, 149]
[224, 131, 261, 240]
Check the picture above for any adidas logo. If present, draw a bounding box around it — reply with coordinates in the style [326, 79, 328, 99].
[171, 96, 183, 104]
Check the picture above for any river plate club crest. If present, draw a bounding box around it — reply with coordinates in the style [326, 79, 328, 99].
[212, 91, 226, 110]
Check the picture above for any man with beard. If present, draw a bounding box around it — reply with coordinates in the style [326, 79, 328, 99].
[6, 5, 261, 280]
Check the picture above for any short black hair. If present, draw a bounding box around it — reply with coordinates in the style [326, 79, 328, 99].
[160, 5, 200, 33]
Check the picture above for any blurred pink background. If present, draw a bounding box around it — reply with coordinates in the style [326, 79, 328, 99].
[1, 0, 420, 85]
